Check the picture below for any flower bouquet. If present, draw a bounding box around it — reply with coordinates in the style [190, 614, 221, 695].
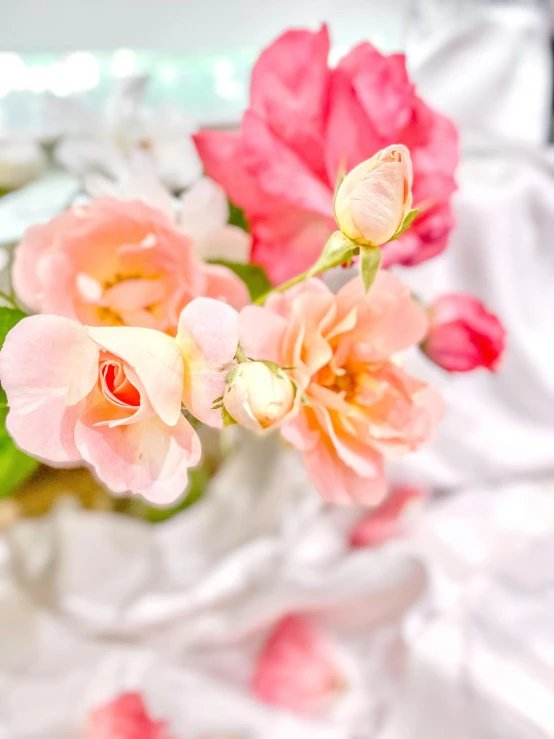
[0, 26, 505, 510]
[0, 24, 509, 738]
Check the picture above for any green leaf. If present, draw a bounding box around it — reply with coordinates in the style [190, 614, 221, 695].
[225, 365, 241, 388]
[307, 231, 359, 277]
[0, 306, 38, 496]
[387, 209, 419, 242]
[0, 425, 38, 498]
[211, 260, 272, 302]
[222, 406, 237, 427]
[228, 201, 249, 231]
[359, 246, 382, 293]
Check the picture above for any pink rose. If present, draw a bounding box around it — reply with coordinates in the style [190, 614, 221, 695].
[194, 26, 458, 284]
[251, 616, 346, 716]
[0, 298, 238, 503]
[12, 197, 248, 334]
[86, 692, 175, 739]
[350, 485, 428, 548]
[239, 273, 444, 504]
[423, 293, 506, 372]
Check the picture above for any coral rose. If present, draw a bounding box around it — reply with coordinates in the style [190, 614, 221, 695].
[239, 273, 443, 504]
[195, 25, 458, 284]
[86, 692, 175, 739]
[0, 298, 238, 503]
[12, 197, 248, 334]
[423, 293, 506, 373]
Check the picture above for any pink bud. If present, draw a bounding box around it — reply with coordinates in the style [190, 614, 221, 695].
[223, 361, 295, 431]
[334, 144, 413, 246]
[424, 294, 506, 373]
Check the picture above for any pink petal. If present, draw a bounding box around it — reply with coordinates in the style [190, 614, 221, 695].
[103, 278, 167, 313]
[0, 315, 99, 463]
[193, 130, 264, 212]
[176, 297, 238, 426]
[324, 68, 382, 187]
[242, 110, 333, 217]
[238, 305, 288, 363]
[341, 45, 414, 141]
[303, 437, 387, 506]
[350, 485, 428, 548]
[252, 615, 345, 716]
[250, 25, 330, 181]
[11, 210, 77, 312]
[251, 208, 334, 284]
[86, 326, 184, 427]
[75, 412, 201, 504]
[336, 272, 429, 359]
[86, 692, 176, 739]
[200, 263, 250, 310]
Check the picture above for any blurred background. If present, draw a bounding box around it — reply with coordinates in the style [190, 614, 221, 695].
[0, 0, 554, 737]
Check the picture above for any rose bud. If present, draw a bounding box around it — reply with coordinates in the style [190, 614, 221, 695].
[334, 144, 413, 247]
[223, 361, 296, 432]
[423, 293, 506, 372]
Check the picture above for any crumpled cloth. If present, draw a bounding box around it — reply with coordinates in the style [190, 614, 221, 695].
[380, 475, 554, 739]
[0, 437, 426, 738]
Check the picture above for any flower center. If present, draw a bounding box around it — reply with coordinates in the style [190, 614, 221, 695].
[99, 359, 141, 408]
[77, 269, 166, 328]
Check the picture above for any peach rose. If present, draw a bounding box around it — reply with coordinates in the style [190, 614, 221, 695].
[12, 197, 248, 334]
[334, 145, 413, 247]
[239, 273, 443, 504]
[0, 298, 238, 503]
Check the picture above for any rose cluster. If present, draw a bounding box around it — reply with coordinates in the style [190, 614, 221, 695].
[0, 27, 505, 508]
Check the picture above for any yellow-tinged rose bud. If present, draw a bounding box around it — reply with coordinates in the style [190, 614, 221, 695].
[334, 144, 413, 246]
[223, 361, 295, 432]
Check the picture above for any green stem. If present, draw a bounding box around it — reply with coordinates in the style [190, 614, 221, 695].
[0, 291, 19, 310]
[254, 271, 308, 304]
[255, 233, 359, 305]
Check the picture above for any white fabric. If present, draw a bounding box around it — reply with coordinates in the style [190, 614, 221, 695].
[0, 437, 426, 738]
[408, 1, 551, 146]
[379, 477, 554, 739]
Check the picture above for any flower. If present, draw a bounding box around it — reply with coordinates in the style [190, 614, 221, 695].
[251, 616, 346, 716]
[194, 26, 458, 284]
[239, 273, 443, 504]
[85, 157, 252, 265]
[50, 76, 202, 192]
[86, 692, 175, 739]
[223, 361, 296, 432]
[0, 298, 238, 502]
[349, 484, 428, 548]
[12, 197, 248, 334]
[334, 145, 413, 246]
[423, 293, 506, 372]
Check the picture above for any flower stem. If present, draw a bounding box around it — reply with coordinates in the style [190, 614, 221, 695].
[0, 291, 20, 310]
[254, 232, 359, 305]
